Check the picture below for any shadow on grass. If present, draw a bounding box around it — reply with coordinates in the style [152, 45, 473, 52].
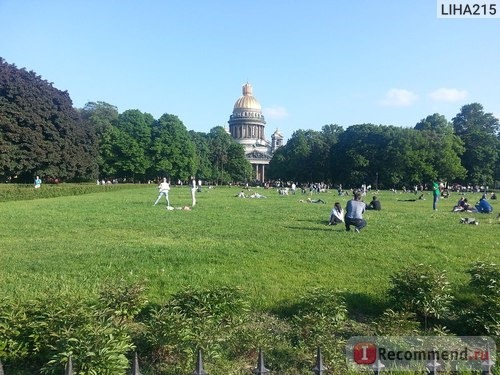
[285, 219, 348, 231]
[296, 219, 327, 223]
[269, 291, 389, 322]
[283, 225, 345, 232]
[341, 291, 389, 321]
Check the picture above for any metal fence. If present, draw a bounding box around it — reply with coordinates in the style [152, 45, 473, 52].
[0, 348, 496, 375]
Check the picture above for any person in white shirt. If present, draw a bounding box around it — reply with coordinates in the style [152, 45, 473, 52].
[328, 202, 344, 225]
[153, 178, 171, 207]
[190, 176, 197, 207]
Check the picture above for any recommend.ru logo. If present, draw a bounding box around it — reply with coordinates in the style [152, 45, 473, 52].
[346, 336, 495, 372]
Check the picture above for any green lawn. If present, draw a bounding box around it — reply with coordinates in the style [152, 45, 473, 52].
[1, 185, 498, 313]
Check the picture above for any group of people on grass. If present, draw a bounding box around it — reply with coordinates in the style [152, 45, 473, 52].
[153, 177, 198, 208]
[236, 190, 267, 198]
[152, 175, 495, 226]
[327, 194, 382, 233]
[334, 182, 495, 233]
[452, 194, 494, 214]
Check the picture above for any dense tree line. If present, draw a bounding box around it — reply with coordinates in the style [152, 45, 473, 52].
[1, 57, 499, 186]
[269, 106, 499, 188]
[0, 59, 251, 184]
[80, 103, 252, 183]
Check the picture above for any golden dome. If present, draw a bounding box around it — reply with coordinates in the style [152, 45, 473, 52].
[233, 83, 262, 110]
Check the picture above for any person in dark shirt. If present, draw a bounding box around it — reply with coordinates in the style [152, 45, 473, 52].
[366, 195, 381, 210]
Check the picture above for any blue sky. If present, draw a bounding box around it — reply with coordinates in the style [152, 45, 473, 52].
[1, 1, 499, 140]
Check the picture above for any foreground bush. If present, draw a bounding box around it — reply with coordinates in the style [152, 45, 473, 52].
[0, 294, 133, 375]
[388, 263, 453, 328]
[1, 265, 498, 374]
[462, 261, 500, 336]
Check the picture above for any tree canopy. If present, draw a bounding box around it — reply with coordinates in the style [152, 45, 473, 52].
[271, 120, 469, 188]
[0, 58, 98, 182]
[452, 103, 499, 185]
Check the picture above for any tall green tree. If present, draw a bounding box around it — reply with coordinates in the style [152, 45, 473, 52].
[115, 110, 154, 147]
[189, 130, 213, 181]
[114, 110, 154, 180]
[268, 129, 311, 182]
[0, 58, 98, 182]
[414, 113, 449, 133]
[150, 114, 196, 181]
[80, 101, 119, 139]
[269, 125, 344, 183]
[414, 113, 466, 183]
[331, 124, 394, 187]
[80, 101, 119, 178]
[207, 126, 251, 184]
[99, 126, 148, 180]
[452, 103, 499, 185]
[226, 142, 252, 182]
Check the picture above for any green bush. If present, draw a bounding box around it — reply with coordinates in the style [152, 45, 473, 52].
[388, 263, 453, 328]
[142, 286, 250, 374]
[0, 294, 134, 375]
[98, 279, 148, 323]
[41, 316, 132, 375]
[373, 309, 420, 336]
[0, 302, 30, 362]
[291, 288, 349, 374]
[463, 261, 500, 336]
[2, 268, 498, 373]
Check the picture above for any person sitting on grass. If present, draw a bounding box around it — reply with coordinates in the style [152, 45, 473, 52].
[475, 196, 493, 213]
[453, 197, 465, 212]
[328, 202, 344, 225]
[366, 195, 381, 210]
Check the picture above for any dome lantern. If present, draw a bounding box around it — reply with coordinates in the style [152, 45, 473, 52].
[233, 83, 261, 110]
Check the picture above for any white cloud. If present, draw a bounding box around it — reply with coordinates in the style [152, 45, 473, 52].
[380, 89, 418, 107]
[429, 88, 468, 102]
[263, 106, 289, 120]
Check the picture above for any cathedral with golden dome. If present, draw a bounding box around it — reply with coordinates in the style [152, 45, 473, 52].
[228, 83, 283, 182]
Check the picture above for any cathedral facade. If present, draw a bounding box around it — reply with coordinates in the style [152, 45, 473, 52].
[228, 83, 283, 182]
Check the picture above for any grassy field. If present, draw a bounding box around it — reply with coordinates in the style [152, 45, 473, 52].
[0, 184, 498, 313]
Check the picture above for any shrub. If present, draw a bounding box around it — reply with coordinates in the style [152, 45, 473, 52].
[0, 301, 30, 362]
[468, 261, 500, 296]
[291, 288, 349, 374]
[0, 294, 133, 375]
[388, 263, 453, 328]
[373, 309, 420, 336]
[98, 279, 148, 323]
[41, 316, 133, 375]
[143, 286, 250, 374]
[463, 261, 500, 336]
[228, 311, 295, 374]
